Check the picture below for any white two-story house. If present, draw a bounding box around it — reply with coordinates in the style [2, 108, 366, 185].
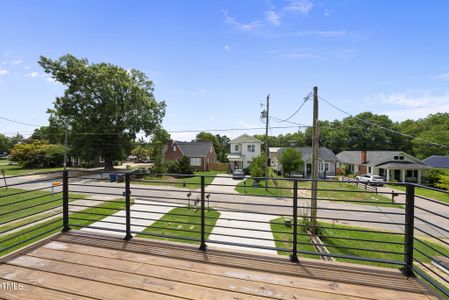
[227, 134, 262, 171]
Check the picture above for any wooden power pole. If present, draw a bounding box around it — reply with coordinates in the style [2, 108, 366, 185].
[264, 94, 270, 190]
[310, 86, 319, 234]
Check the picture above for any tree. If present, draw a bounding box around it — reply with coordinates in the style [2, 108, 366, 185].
[249, 155, 266, 182]
[279, 148, 303, 175]
[39, 54, 166, 170]
[10, 140, 64, 168]
[196, 132, 221, 155]
[151, 128, 170, 174]
[131, 145, 151, 161]
[215, 134, 231, 162]
[0, 134, 8, 154]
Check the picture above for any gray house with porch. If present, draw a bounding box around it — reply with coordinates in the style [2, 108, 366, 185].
[337, 151, 431, 183]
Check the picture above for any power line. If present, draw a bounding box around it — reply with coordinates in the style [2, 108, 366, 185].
[275, 92, 312, 123]
[319, 95, 449, 149]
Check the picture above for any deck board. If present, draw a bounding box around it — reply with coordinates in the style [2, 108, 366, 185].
[0, 231, 438, 300]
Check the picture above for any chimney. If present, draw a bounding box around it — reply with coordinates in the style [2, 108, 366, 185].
[360, 151, 367, 164]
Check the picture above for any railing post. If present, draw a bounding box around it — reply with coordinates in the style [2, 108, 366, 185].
[62, 170, 71, 232]
[401, 184, 415, 277]
[199, 176, 207, 251]
[290, 179, 299, 262]
[124, 172, 133, 241]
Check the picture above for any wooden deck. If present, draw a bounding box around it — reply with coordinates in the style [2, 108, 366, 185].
[0, 231, 438, 300]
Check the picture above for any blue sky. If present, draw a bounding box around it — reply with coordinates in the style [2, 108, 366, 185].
[1, 0, 448, 141]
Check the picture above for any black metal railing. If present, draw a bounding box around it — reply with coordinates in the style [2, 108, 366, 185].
[1, 169, 448, 297]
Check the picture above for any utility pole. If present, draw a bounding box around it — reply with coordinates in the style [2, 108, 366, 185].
[310, 86, 319, 234]
[264, 94, 270, 190]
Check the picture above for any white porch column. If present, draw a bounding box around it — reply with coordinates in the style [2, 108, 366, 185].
[401, 169, 406, 182]
[417, 170, 421, 184]
[386, 168, 390, 182]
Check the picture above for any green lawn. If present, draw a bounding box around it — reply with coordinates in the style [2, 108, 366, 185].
[271, 218, 449, 269]
[134, 171, 224, 189]
[386, 184, 449, 205]
[0, 188, 85, 225]
[0, 163, 64, 176]
[138, 207, 220, 244]
[270, 217, 317, 258]
[0, 197, 128, 257]
[236, 175, 396, 206]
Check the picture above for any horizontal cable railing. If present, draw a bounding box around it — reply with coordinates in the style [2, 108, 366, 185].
[1, 169, 448, 297]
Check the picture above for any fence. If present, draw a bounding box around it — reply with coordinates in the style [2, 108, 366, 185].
[0, 170, 448, 297]
[208, 162, 228, 171]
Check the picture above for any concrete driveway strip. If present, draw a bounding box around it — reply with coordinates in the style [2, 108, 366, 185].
[208, 210, 277, 255]
[81, 199, 180, 237]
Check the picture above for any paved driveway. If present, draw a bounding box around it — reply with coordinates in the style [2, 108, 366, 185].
[206, 174, 245, 194]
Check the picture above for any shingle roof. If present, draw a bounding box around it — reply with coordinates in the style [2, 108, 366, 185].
[229, 134, 262, 144]
[423, 155, 449, 169]
[278, 147, 338, 162]
[175, 141, 213, 157]
[337, 151, 425, 166]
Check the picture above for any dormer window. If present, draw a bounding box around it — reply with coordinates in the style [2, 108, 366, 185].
[394, 155, 404, 160]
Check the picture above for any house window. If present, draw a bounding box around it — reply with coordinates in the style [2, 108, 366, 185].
[234, 145, 239, 152]
[394, 155, 404, 160]
[173, 145, 176, 152]
[368, 167, 372, 174]
[406, 170, 413, 177]
[190, 158, 201, 166]
[247, 144, 255, 152]
[325, 162, 330, 172]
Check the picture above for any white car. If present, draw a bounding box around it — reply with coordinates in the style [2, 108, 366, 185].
[355, 174, 385, 186]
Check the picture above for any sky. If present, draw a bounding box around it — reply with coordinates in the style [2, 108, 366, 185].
[1, 0, 449, 141]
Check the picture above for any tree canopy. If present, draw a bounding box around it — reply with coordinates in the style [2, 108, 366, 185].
[279, 148, 304, 175]
[39, 54, 166, 169]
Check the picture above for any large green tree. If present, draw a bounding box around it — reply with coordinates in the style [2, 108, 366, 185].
[39, 54, 166, 170]
[279, 148, 303, 175]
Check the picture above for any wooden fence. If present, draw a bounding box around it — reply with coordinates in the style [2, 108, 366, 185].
[208, 162, 228, 171]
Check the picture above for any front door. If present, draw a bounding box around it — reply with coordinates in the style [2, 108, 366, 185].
[394, 170, 401, 181]
[306, 163, 312, 178]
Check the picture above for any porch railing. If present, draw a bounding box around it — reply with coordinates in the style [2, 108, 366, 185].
[0, 170, 448, 297]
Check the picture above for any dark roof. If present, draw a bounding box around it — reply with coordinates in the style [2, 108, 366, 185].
[337, 151, 424, 166]
[375, 161, 431, 170]
[423, 155, 449, 169]
[175, 141, 214, 157]
[229, 134, 262, 144]
[278, 147, 338, 162]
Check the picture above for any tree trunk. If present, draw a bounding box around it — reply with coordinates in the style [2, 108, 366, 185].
[104, 160, 114, 171]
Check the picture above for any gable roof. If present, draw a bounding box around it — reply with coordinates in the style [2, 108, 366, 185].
[337, 151, 424, 166]
[229, 134, 262, 144]
[423, 155, 449, 169]
[174, 141, 214, 157]
[278, 147, 338, 162]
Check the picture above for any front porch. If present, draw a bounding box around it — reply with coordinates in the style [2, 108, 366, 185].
[0, 231, 437, 300]
[374, 162, 431, 184]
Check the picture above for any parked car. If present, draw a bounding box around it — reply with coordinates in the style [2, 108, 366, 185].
[232, 169, 245, 180]
[355, 174, 385, 186]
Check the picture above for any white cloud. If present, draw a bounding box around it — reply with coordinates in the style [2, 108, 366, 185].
[11, 60, 22, 65]
[25, 71, 40, 77]
[223, 9, 261, 31]
[23, 65, 30, 70]
[374, 91, 449, 120]
[265, 10, 281, 26]
[224, 45, 231, 51]
[284, 0, 313, 14]
[0, 69, 8, 76]
[192, 88, 207, 96]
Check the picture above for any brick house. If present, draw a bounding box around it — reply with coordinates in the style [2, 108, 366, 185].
[164, 140, 217, 171]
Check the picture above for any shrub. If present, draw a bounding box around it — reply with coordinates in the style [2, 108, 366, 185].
[249, 155, 266, 182]
[279, 148, 303, 176]
[10, 140, 64, 168]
